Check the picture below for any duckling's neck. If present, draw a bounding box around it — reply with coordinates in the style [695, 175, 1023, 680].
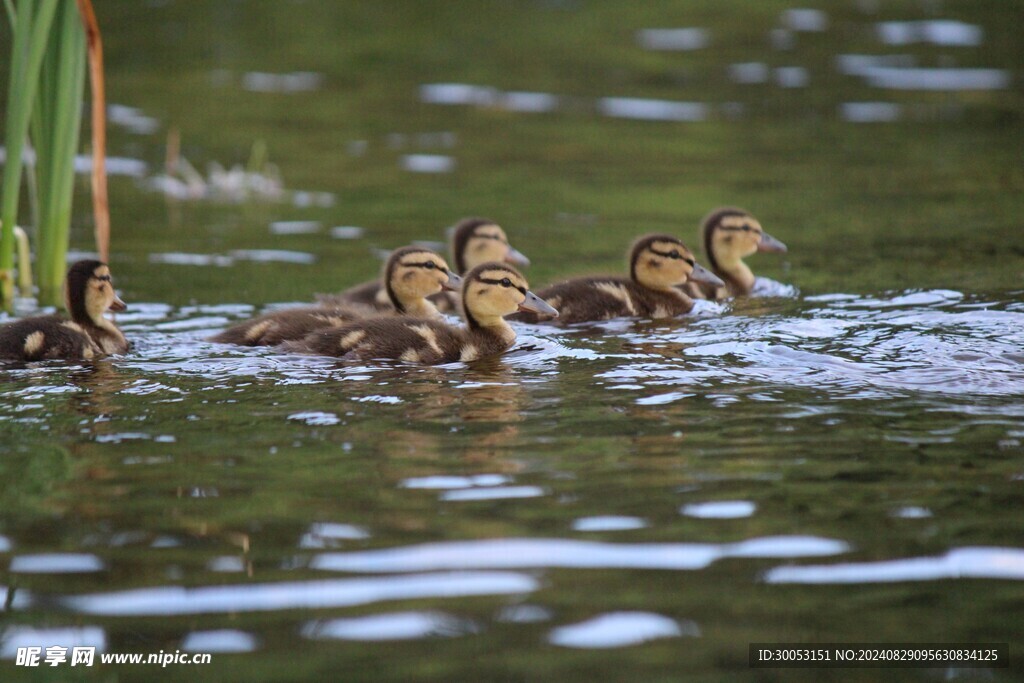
[400, 297, 441, 319]
[710, 252, 755, 294]
[467, 314, 516, 346]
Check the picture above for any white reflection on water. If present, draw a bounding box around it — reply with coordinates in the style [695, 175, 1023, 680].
[181, 629, 259, 653]
[572, 516, 648, 532]
[0, 626, 106, 658]
[56, 571, 538, 616]
[680, 501, 756, 519]
[549, 612, 696, 648]
[310, 536, 849, 573]
[636, 28, 710, 51]
[764, 547, 1024, 584]
[876, 20, 983, 47]
[861, 67, 1010, 91]
[302, 612, 474, 641]
[9, 554, 105, 574]
[598, 98, 708, 122]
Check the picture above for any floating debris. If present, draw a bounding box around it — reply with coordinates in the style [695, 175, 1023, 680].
[401, 154, 456, 174]
[598, 97, 708, 122]
[242, 71, 324, 93]
[636, 28, 710, 51]
[876, 20, 983, 47]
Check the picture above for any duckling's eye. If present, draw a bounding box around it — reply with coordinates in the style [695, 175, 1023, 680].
[742, 225, 752, 232]
[500, 278, 512, 287]
[668, 250, 681, 259]
[96, 275, 111, 282]
[424, 262, 436, 270]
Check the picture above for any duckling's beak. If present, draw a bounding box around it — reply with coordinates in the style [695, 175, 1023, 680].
[109, 294, 127, 312]
[518, 290, 559, 318]
[505, 247, 531, 267]
[689, 263, 725, 288]
[442, 271, 463, 292]
[758, 232, 787, 253]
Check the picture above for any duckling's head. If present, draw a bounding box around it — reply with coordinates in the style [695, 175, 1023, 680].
[450, 217, 530, 273]
[384, 246, 461, 313]
[65, 260, 126, 324]
[702, 208, 787, 270]
[629, 234, 724, 291]
[461, 262, 557, 329]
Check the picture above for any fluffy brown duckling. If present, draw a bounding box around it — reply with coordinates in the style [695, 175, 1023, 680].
[511, 234, 724, 325]
[0, 259, 128, 361]
[286, 263, 556, 364]
[209, 247, 461, 346]
[684, 207, 787, 300]
[321, 217, 530, 311]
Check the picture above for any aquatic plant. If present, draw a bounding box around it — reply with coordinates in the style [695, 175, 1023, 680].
[0, 0, 108, 309]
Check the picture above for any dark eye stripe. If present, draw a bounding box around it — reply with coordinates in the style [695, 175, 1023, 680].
[95, 275, 112, 282]
[478, 276, 526, 294]
[402, 261, 446, 271]
[719, 224, 762, 235]
[649, 247, 691, 262]
[473, 233, 508, 244]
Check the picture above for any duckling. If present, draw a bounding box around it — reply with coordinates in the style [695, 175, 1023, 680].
[684, 207, 787, 300]
[511, 234, 724, 325]
[209, 247, 461, 346]
[286, 263, 557, 364]
[0, 259, 128, 361]
[320, 217, 530, 310]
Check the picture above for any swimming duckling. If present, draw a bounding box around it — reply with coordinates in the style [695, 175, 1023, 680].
[511, 234, 724, 325]
[684, 207, 787, 300]
[321, 217, 530, 310]
[0, 260, 128, 361]
[286, 263, 556, 364]
[209, 247, 461, 346]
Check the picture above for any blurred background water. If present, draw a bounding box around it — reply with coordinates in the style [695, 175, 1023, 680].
[1, 1, 1023, 681]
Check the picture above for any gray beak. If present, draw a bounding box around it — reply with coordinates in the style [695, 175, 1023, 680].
[688, 263, 725, 288]
[110, 294, 127, 312]
[758, 232, 788, 253]
[518, 290, 558, 318]
[505, 247, 531, 267]
[442, 271, 463, 291]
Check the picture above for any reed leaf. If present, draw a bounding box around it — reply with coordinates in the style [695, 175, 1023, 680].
[0, 0, 61, 308]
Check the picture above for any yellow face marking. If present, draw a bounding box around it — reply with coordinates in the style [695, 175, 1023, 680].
[23, 331, 45, 356]
[391, 252, 451, 306]
[245, 320, 275, 341]
[466, 226, 512, 268]
[594, 282, 638, 315]
[715, 215, 764, 259]
[636, 241, 694, 289]
[340, 330, 367, 348]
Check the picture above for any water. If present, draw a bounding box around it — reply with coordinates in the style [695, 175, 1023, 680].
[1, 1, 1023, 680]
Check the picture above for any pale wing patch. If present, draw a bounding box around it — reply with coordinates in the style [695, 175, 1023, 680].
[652, 305, 673, 318]
[62, 321, 85, 334]
[245, 320, 275, 342]
[546, 296, 561, 310]
[314, 314, 349, 327]
[408, 324, 443, 355]
[459, 345, 479, 362]
[400, 348, 421, 363]
[82, 345, 95, 360]
[340, 329, 367, 348]
[374, 287, 391, 307]
[594, 282, 637, 315]
[23, 331, 45, 356]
